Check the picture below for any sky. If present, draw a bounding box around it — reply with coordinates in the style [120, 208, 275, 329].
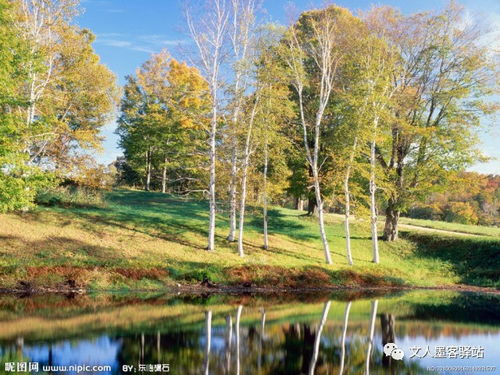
[76, 0, 499, 174]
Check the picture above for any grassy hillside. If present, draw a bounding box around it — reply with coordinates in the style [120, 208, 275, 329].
[0, 189, 498, 291]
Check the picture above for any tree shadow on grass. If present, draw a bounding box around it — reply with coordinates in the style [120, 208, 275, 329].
[44, 190, 231, 251]
[402, 231, 500, 287]
[247, 208, 318, 242]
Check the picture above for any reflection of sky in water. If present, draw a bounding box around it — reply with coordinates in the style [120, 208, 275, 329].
[396, 333, 500, 369]
[12, 329, 499, 373]
[23, 336, 120, 374]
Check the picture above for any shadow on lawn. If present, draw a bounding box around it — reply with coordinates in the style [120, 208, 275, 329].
[0, 236, 121, 266]
[402, 231, 500, 287]
[247, 208, 317, 242]
[78, 190, 316, 252]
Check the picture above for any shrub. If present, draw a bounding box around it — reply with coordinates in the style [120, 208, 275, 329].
[443, 202, 479, 225]
[35, 186, 106, 208]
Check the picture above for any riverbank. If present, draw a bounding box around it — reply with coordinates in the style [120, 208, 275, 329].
[1, 189, 498, 292]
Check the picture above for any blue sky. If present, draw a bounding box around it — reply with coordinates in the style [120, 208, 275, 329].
[76, 0, 499, 174]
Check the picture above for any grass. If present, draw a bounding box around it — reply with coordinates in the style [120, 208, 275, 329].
[398, 216, 500, 237]
[0, 189, 498, 291]
[35, 186, 107, 209]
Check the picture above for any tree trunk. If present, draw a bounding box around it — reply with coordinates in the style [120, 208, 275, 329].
[227, 146, 238, 242]
[365, 300, 378, 375]
[297, 199, 304, 211]
[237, 99, 258, 257]
[307, 197, 317, 215]
[263, 140, 269, 250]
[145, 149, 152, 191]
[161, 155, 168, 194]
[308, 301, 331, 375]
[313, 172, 332, 264]
[383, 200, 400, 241]
[207, 106, 217, 251]
[370, 120, 380, 263]
[344, 137, 357, 266]
[238, 153, 250, 257]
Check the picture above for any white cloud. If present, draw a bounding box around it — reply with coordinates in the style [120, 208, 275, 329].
[95, 33, 188, 54]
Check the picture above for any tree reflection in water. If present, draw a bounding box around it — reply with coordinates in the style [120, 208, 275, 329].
[0, 292, 498, 374]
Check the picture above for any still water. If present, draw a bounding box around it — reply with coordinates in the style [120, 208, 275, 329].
[0, 290, 498, 374]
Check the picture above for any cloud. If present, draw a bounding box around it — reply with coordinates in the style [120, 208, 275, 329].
[95, 33, 188, 54]
[97, 39, 132, 48]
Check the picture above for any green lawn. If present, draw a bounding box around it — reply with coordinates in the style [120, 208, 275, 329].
[0, 189, 498, 291]
[398, 216, 500, 237]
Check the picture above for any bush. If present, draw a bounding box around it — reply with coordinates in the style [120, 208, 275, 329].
[443, 202, 479, 225]
[407, 204, 442, 220]
[35, 186, 106, 208]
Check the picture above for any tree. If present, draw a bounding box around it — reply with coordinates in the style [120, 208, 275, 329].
[226, 0, 258, 242]
[186, 0, 230, 251]
[117, 52, 208, 194]
[365, 3, 497, 241]
[0, 0, 51, 211]
[237, 95, 259, 256]
[254, 30, 294, 249]
[12, 0, 118, 173]
[351, 34, 396, 263]
[280, 6, 360, 264]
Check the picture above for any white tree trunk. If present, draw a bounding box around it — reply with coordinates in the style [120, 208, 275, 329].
[186, 0, 229, 252]
[370, 118, 380, 263]
[204, 310, 212, 375]
[237, 99, 258, 257]
[344, 137, 357, 265]
[262, 138, 269, 250]
[227, 146, 238, 242]
[365, 300, 378, 375]
[339, 301, 352, 375]
[161, 155, 167, 193]
[313, 173, 332, 264]
[145, 149, 152, 191]
[208, 111, 217, 251]
[308, 301, 331, 375]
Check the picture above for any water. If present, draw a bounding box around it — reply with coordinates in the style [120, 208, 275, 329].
[0, 290, 498, 374]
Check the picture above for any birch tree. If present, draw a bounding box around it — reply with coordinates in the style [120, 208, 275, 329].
[237, 96, 259, 256]
[13, 0, 77, 162]
[226, 0, 257, 242]
[255, 24, 293, 250]
[358, 36, 395, 263]
[186, 0, 230, 251]
[281, 6, 357, 264]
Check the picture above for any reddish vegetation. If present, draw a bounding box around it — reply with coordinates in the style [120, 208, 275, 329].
[24, 266, 168, 287]
[226, 265, 333, 288]
[224, 265, 403, 289]
[113, 267, 168, 280]
[334, 270, 402, 287]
